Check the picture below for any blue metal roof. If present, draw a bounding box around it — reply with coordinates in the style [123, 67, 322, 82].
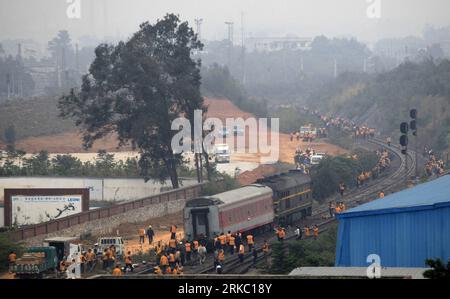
[339, 175, 450, 218]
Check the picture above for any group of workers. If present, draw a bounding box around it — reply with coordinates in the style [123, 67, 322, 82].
[138, 225, 155, 244]
[294, 225, 319, 240]
[425, 152, 445, 177]
[294, 147, 318, 173]
[357, 149, 391, 187]
[329, 201, 347, 218]
[353, 126, 376, 140]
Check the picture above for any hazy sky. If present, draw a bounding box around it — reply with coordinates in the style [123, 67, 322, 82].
[1, 0, 450, 46]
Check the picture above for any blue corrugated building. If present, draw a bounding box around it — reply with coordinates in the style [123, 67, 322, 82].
[335, 175, 450, 268]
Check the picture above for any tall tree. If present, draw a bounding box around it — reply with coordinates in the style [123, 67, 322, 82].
[59, 14, 204, 188]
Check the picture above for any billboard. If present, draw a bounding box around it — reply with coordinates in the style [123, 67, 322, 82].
[4, 188, 89, 227]
[11, 195, 82, 226]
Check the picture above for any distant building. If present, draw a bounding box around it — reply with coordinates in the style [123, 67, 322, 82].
[335, 175, 450, 268]
[245, 37, 312, 52]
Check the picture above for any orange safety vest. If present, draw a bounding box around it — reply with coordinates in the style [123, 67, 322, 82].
[185, 243, 191, 252]
[246, 235, 254, 245]
[218, 251, 225, 261]
[313, 227, 319, 236]
[305, 228, 310, 236]
[229, 236, 235, 246]
[170, 225, 177, 233]
[166, 267, 172, 274]
[218, 235, 226, 245]
[160, 255, 169, 266]
[125, 255, 132, 264]
[139, 228, 145, 236]
[239, 245, 245, 254]
[86, 252, 95, 262]
[169, 239, 176, 248]
[335, 206, 341, 214]
[262, 243, 269, 253]
[112, 268, 122, 276]
[193, 240, 199, 250]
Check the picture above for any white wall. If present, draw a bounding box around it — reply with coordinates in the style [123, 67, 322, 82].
[0, 177, 196, 203]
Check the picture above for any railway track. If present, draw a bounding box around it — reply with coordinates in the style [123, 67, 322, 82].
[192, 137, 417, 275]
[132, 136, 417, 276]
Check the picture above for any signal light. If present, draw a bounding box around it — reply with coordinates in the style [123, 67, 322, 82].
[400, 122, 409, 134]
[400, 135, 408, 147]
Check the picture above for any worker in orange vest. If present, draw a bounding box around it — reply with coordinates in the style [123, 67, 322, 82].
[228, 234, 236, 255]
[185, 241, 191, 262]
[304, 225, 310, 238]
[138, 228, 146, 244]
[238, 244, 245, 263]
[313, 225, 319, 240]
[160, 254, 169, 273]
[112, 265, 122, 276]
[246, 234, 254, 251]
[8, 251, 16, 273]
[218, 233, 226, 250]
[335, 205, 342, 214]
[170, 225, 177, 239]
[124, 251, 133, 272]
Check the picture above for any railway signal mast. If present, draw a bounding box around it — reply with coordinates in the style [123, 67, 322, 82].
[400, 121, 409, 187]
[409, 109, 418, 180]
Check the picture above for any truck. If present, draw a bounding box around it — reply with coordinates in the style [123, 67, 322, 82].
[300, 125, 317, 141]
[11, 246, 58, 278]
[214, 144, 231, 163]
[43, 237, 82, 262]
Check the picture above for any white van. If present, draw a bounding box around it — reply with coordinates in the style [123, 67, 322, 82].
[214, 144, 231, 163]
[97, 237, 125, 256]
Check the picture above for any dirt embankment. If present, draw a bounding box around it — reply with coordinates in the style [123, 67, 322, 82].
[13, 97, 347, 183]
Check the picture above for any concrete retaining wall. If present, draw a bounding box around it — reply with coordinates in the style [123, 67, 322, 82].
[23, 198, 186, 246]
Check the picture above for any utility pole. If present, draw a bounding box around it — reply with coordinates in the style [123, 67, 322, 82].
[225, 21, 234, 69]
[400, 122, 409, 187]
[240, 12, 246, 84]
[194, 18, 203, 41]
[410, 109, 418, 179]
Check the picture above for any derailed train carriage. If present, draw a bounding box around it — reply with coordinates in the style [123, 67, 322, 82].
[183, 170, 313, 240]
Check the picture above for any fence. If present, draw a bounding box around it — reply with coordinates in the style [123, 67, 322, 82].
[7, 183, 205, 242]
